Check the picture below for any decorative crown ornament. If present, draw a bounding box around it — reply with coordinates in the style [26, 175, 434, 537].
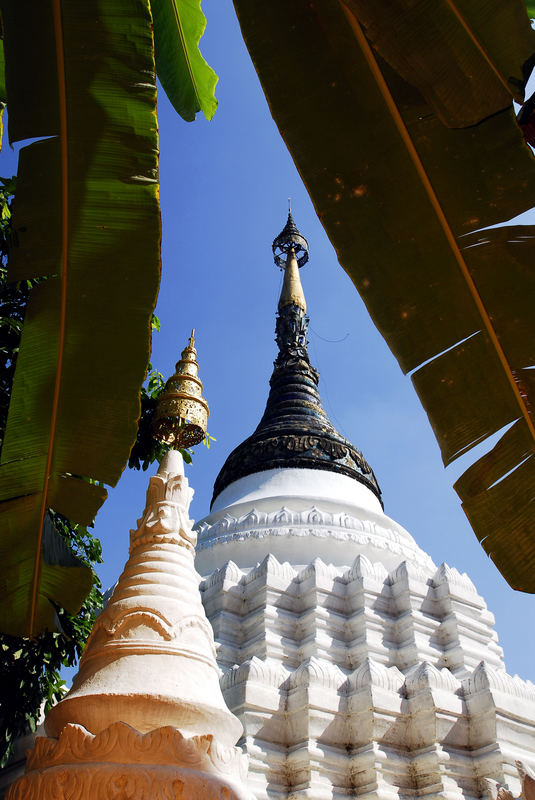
[272, 201, 309, 269]
[153, 329, 209, 449]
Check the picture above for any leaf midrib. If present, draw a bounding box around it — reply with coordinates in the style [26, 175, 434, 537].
[170, 0, 201, 109]
[443, 0, 519, 99]
[30, 0, 70, 637]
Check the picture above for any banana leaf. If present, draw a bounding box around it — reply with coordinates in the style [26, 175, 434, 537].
[232, 0, 535, 591]
[0, 21, 5, 149]
[152, 0, 218, 121]
[0, 0, 160, 636]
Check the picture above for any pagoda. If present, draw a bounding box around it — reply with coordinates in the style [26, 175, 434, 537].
[194, 213, 535, 800]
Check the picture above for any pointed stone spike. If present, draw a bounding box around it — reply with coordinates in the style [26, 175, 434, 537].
[157, 447, 185, 477]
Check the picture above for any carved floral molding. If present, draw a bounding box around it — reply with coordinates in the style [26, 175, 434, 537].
[196, 505, 434, 569]
[7, 721, 253, 800]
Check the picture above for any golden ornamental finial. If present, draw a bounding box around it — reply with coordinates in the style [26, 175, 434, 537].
[153, 331, 209, 449]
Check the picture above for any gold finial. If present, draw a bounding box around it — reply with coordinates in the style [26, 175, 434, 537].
[153, 331, 209, 449]
[278, 248, 307, 312]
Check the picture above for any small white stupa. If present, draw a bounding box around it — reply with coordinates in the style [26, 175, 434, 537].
[194, 213, 535, 800]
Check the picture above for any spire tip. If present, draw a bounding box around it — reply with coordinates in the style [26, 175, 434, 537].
[272, 206, 309, 269]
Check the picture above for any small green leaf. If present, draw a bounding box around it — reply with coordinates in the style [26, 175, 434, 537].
[202, 432, 216, 449]
[180, 448, 193, 464]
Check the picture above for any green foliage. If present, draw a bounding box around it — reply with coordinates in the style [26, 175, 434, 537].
[0, 0, 159, 637]
[0, 515, 103, 767]
[128, 366, 174, 470]
[151, 313, 161, 333]
[0, 175, 46, 448]
[203, 433, 216, 449]
[0, 0, 219, 639]
[0, 178, 103, 767]
[0, 28, 6, 147]
[151, 0, 218, 122]
[0, 176, 20, 450]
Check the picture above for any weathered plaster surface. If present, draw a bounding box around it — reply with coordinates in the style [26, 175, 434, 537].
[198, 504, 535, 799]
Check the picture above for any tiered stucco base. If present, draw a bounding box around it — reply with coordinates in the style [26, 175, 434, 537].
[200, 553, 535, 800]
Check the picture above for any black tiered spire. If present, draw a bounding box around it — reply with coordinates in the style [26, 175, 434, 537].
[211, 213, 382, 508]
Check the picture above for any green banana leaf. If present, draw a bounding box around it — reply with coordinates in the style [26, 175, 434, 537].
[0, 0, 160, 636]
[152, 0, 218, 121]
[0, 25, 6, 149]
[232, 0, 535, 591]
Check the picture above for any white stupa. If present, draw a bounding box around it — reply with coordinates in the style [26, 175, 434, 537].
[194, 213, 535, 800]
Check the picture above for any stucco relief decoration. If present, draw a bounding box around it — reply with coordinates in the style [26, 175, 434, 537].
[24, 723, 248, 779]
[196, 505, 435, 570]
[131, 467, 195, 552]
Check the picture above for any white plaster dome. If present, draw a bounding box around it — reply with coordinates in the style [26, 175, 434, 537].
[195, 465, 434, 574]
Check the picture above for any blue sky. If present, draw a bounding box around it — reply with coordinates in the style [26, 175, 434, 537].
[2, 0, 535, 681]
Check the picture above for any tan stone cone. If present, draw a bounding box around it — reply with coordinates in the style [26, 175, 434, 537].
[46, 449, 242, 745]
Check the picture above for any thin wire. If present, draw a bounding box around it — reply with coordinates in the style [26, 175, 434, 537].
[307, 332, 353, 442]
[309, 325, 349, 344]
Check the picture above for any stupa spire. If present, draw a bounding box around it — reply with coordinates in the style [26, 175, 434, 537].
[211, 210, 382, 508]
